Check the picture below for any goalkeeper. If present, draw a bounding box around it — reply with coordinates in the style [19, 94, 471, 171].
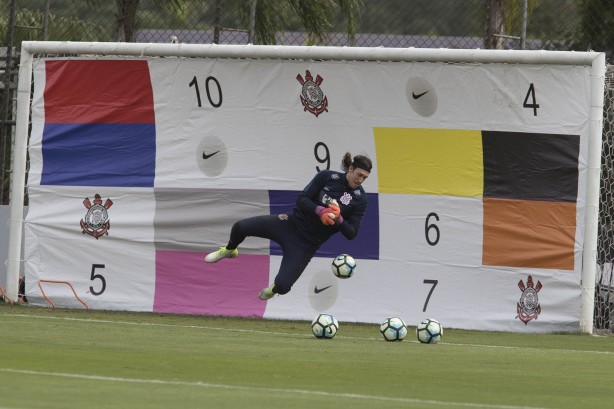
[205, 152, 372, 300]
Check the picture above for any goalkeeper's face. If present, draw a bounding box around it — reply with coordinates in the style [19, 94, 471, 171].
[346, 167, 369, 189]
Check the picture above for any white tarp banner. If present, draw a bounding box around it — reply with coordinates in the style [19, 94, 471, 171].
[25, 56, 591, 332]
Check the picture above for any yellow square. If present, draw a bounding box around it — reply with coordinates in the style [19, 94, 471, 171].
[374, 128, 483, 197]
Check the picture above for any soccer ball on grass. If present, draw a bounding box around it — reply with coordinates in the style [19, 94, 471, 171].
[331, 254, 356, 279]
[380, 317, 408, 341]
[416, 318, 443, 344]
[311, 313, 339, 339]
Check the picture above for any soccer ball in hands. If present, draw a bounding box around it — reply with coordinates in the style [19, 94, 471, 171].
[416, 318, 443, 344]
[380, 317, 408, 342]
[311, 313, 339, 339]
[331, 254, 356, 279]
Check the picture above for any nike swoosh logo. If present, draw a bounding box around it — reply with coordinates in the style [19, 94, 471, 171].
[314, 285, 332, 294]
[202, 150, 220, 159]
[412, 91, 428, 99]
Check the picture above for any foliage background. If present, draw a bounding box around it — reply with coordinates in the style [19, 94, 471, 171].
[0, 0, 600, 50]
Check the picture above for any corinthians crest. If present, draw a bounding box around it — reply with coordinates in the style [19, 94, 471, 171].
[80, 194, 113, 239]
[297, 70, 329, 117]
[516, 275, 542, 325]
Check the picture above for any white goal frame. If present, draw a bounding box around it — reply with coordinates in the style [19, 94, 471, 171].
[8, 41, 606, 333]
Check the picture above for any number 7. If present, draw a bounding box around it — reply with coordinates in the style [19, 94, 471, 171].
[422, 279, 438, 312]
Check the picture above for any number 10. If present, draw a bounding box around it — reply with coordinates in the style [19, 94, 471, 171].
[189, 75, 223, 108]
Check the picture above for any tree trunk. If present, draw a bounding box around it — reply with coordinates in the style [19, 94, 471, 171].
[485, 0, 505, 49]
[116, 0, 140, 42]
[213, 0, 221, 44]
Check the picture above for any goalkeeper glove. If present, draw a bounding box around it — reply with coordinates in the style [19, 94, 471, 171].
[327, 203, 343, 225]
[316, 206, 336, 225]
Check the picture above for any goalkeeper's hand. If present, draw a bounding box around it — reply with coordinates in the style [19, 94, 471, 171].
[316, 206, 336, 225]
[327, 203, 343, 225]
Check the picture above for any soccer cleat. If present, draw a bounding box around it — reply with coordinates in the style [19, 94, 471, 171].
[204, 246, 238, 263]
[258, 284, 276, 300]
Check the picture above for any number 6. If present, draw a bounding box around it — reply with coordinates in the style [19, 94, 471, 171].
[425, 212, 440, 246]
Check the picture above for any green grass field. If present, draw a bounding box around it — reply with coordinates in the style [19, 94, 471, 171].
[0, 303, 612, 409]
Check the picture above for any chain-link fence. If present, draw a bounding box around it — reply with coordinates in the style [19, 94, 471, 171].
[596, 67, 614, 332]
[0, 0, 596, 49]
[2, 0, 614, 329]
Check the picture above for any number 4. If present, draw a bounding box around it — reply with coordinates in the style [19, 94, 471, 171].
[523, 83, 539, 116]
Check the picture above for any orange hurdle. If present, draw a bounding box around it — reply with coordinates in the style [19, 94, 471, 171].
[37, 280, 89, 310]
[0, 285, 14, 306]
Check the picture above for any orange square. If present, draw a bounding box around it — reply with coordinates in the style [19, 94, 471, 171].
[482, 198, 576, 270]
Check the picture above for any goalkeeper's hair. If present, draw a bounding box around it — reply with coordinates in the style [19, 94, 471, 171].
[341, 152, 372, 173]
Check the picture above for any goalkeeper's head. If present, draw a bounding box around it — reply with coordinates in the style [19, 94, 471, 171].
[341, 153, 371, 189]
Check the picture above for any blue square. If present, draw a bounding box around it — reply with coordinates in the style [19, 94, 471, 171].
[41, 123, 156, 187]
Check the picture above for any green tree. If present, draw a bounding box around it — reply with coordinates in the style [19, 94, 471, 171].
[0, 8, 106, 45]
[576, 0, 614, 55]
[239, 0, 364, 45]
[92, 0, 363, 45]
[113, 0, 182, 42]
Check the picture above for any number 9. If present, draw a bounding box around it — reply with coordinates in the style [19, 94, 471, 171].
[314, 142, 330, 172]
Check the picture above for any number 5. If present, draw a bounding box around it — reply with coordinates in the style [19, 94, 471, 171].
[90, 264, 106, 296]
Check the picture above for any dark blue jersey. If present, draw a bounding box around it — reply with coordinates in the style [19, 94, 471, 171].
[292, 170, 368, 247]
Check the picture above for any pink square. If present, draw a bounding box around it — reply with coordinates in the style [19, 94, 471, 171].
[154, 250, 270, 317]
